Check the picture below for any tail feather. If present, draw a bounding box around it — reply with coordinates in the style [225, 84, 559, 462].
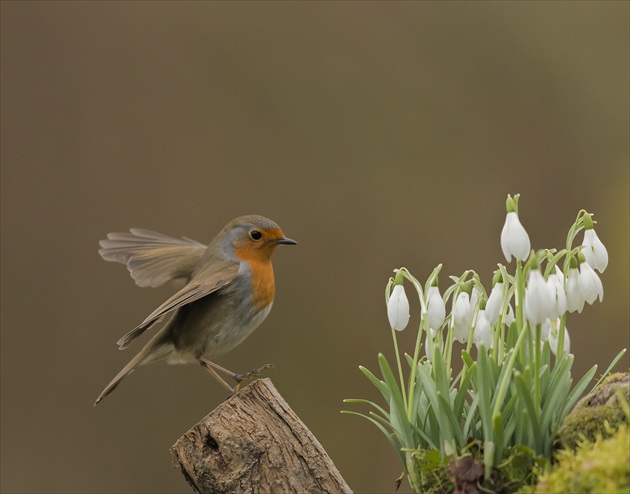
[94, 329, 174, 406]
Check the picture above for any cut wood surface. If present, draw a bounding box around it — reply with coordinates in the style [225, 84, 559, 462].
[172, 378, 353, 494]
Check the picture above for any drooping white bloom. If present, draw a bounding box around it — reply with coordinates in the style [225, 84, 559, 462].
[501, 212, 531, 263]
[426, 286, 446, 331]
[578, 261, 604, 304]
[452, 292, 473, 342]
[546, 270, 567, 319]
[524, 270, 554, 326]
[566, 266, 585, 313]
[473, 309, 492, 349]
[582, 229, 608, 273]
[387, 284, 410, 331]
[485, 282, 504, 325]
[548, 319, 570, 355]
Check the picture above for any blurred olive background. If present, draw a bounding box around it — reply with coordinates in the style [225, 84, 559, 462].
[1, 2, 628, 493]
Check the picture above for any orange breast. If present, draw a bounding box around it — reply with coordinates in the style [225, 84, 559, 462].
[234, 245, 276, 311]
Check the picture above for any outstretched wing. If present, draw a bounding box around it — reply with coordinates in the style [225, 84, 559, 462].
[99, 228, 207, 287]
[116, 259, 240, 349]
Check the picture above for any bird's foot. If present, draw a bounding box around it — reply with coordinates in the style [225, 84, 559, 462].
[233, 363, 275, 391]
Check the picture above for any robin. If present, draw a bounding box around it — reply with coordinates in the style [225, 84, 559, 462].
[94, 215, 296, 406]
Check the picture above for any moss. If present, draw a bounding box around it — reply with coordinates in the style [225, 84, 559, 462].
[532, 424, 630, 493]
[556, 372, 629, 451]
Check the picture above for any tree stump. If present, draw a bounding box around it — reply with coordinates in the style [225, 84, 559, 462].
[172, 378, 353, 494]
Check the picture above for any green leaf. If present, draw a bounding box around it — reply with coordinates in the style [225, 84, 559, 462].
[378, 354, 415, 448]
[342, 410, 404, 464]
[359, 365, 391, 402]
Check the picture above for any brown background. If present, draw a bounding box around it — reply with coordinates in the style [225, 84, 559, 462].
[1, 2, 628, 493]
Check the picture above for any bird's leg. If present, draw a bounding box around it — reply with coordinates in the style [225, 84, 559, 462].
[199, 357, 274, 391]
[199, 358, 235, 394]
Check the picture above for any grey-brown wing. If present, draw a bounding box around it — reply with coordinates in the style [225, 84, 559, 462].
[116, 260, 240, 349]
[99, 228, 207, 288]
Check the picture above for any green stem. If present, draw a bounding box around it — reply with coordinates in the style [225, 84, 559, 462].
[492, 321, 530, 420]
[391, 327, 408, 411]
[398, 268, 426, 422]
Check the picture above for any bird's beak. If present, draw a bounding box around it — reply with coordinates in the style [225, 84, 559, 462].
[276, 236, 297, 245]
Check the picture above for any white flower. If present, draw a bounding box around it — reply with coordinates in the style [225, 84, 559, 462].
[473, 309, 493, 349]
[426, 286, 446, 331]
[548, 319, 570, 355]
[387, 284, 410, 331]
[546, 270, 567, 319]
[485, 282, 504, 325]
[582, 229, 608, 273]
[578, 261, 604, 304]
[524, 270, 554, 326]
[453, 292, 473, 342]
[566, 266, 585, 313]
[501, 212, 531, 262]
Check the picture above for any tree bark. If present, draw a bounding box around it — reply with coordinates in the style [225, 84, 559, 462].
[172, 378, 353, 494]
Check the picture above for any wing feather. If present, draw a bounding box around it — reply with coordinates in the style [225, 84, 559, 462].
[99, 228, 207, 287]
[116, 260, 239, 349]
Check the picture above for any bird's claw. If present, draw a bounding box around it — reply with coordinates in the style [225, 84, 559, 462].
[233, 363, 275, 390]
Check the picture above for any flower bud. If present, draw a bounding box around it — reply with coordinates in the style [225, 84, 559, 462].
[426, 285, 446, 331]
[501, 212, 531, 262]
[387, 284, 410, 331]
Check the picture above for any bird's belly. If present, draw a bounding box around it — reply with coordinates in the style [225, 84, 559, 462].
[165, 292, 272, 363]
[204, 302, 273, 358]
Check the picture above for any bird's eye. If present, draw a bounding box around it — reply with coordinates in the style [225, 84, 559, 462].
[249, 229, 263, 241]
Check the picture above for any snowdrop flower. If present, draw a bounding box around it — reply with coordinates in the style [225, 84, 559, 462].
[566, 261, 585, 313]
[548, 319, 570, 355]
[501, 196, 531, 263]
[426, 285, 446, 331]
[387, 283, 410, 331]
[485, 281, 504, 325]
[546, 268, 567, 319]
[473, 309, 492, 349]
[582, 228, 608, 273]
[524, 269, 554, 326]
[578, 260, 604, 305]
[453, 291, 473, 342]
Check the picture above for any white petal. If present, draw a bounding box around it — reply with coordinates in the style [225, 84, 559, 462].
[426, 286, 446, 331]
[578, 262, 604, 305]
[566, 268, 585, 313]
[582, 230, 608, 273]
[473, 310, 493, 349]
[485, 282, 504, 325]
[524, 270, 554, 325]
[546, 274, 567, 319]
[548, 323, 570, 355]
[453, 292, 472, 342]
[501, 212, 531, 263]
[387, 284, 410, 331]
